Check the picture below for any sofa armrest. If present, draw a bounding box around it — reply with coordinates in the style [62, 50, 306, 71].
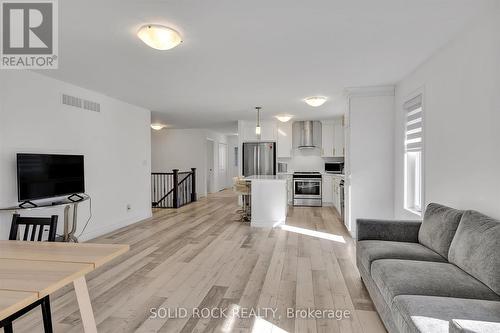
[356, 219, 422, 243]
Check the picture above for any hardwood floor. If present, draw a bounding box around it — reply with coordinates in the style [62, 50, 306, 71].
[13, 190, 386, 333]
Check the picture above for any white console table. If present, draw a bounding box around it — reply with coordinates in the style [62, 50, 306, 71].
[0, 195, 90, 242]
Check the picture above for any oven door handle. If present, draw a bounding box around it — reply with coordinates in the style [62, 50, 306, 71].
[297, 184, 319, 190]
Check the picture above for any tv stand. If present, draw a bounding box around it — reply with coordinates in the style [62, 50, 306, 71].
[68, 193, 84, 202]
[19, 201, 37, 208]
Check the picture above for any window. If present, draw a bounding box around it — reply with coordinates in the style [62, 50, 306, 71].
[404, 95, 423, 214]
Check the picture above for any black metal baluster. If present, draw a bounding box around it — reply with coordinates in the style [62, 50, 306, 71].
[191, 168, 197, 202]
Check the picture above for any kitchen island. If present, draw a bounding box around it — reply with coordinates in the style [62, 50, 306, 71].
[244, 175, 287, 227]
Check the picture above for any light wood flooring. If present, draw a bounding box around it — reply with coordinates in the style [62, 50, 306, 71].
[12, 190, 386, 333]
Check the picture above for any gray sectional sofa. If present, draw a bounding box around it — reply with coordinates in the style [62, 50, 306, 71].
[356, 203, 500, 333]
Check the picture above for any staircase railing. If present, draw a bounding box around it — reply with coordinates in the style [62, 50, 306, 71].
[151, 168, 197, 208]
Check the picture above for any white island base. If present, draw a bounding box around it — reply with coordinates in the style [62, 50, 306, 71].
[245, 175, 287, 228]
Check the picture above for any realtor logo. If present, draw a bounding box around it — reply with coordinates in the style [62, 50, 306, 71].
[1, 0, 58, 69]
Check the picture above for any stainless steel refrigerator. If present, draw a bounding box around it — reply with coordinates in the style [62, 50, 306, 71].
[242, 142, 276, 176]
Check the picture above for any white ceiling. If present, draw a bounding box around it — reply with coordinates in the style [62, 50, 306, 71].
[42, 0, 494, 133]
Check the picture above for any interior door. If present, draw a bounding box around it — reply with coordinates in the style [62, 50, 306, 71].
[218, 143, 227, 190]
[206, 140, 214, 193]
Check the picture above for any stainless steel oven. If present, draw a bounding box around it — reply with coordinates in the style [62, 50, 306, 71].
[293, 172, 322, 206]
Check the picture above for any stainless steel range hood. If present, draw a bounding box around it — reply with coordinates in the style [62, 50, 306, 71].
[299, 120, 316, 149]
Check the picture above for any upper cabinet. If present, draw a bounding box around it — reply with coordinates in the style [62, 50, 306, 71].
[277, 121, 293, 158]
[321, 121, 335, 157]
[334, 118, 345, 157]
[321, 118, 344, 157]
[238, 117, 344, 157]
[239, 120, 277, 142]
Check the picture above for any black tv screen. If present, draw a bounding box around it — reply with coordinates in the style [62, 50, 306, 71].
[17, 154, 85, 201]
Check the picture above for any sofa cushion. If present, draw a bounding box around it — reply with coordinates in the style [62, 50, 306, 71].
[357, 240, 446, 273]
[392, 295, 500, 333]
[371, 260, 500, 307]
[418, 203, 464, 259]
[448, 210, 500, 296]
[450, 318, 500, 333]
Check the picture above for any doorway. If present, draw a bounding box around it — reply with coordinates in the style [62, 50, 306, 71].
[218, 142, 228, 190]
[206, 139, 215, 194]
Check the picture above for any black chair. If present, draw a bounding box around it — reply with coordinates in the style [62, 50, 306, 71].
[0, 214, 58, 333]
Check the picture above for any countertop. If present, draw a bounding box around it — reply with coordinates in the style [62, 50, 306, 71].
[322, 172, 345, 178]
[244, 175, 287, 181]
[277, 172, 345, 179]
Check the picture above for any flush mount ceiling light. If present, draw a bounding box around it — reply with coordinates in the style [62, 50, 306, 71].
[275, 115, 293, 123]
[137, 24, 182, 50]
[151, 124, 166, 130]
[304, 96, 328, 107]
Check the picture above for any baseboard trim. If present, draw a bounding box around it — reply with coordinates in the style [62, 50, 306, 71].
[79, 211, 152, 241]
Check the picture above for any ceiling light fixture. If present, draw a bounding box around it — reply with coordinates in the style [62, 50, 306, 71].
[151, 124, 166, 130]
[275, 115, 292, 123]
[304, 96, 327, 107]
[255, 106, 262, 137]
[137, 24, 182, 50]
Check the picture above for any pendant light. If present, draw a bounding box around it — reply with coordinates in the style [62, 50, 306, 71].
[255, 107, 262, 137]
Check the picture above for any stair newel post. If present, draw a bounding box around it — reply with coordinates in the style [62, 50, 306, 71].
[173, 169, 179, 208]
[191, 168, 197, 202]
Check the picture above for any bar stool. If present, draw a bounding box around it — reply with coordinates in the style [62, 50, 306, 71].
[233, 177, 251, 222]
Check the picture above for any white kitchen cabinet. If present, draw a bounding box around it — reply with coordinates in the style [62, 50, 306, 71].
[332, 175, 343, 213]
[285, 174, 293, 204]
[239, 120, 277, 142]
[322, 174, 333, 203]
[261, 120, 277, 141]
[333, 180, 339, 212]
[321, 121, 335, 157]
[334, 118, 345, 157]
[277, 122, 293, 158]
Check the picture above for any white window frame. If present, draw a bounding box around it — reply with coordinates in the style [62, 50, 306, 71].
[403, 91, 425, 216]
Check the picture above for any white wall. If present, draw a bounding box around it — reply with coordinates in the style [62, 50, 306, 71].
[0, 70, 152, 241]
[394, 8, 500, 220]
[346, 89, 395, 237]
[151, 129, 230, 198]
[151, 129, 206, 196]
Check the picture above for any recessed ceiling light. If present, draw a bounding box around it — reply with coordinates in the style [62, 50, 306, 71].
[137, 24, 182, 50]
[275, 115, 293, 122]
[151, 124, 166, 130]
[304, 96, 327, 107]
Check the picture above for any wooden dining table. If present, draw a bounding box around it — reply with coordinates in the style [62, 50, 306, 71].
[0, 240, 129, 332]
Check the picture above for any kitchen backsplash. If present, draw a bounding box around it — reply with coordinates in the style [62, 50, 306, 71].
[278, 148, 344, 173]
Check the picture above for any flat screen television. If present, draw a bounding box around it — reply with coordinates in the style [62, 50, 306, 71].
[17, 153, 85, 201]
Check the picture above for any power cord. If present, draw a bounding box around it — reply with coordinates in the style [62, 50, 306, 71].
[76, 194, 92, 239]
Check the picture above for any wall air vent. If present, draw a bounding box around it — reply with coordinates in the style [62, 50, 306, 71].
[62, 94, 82, 108]
[62, 94, 101, 112]
[83, 99, 100, 112]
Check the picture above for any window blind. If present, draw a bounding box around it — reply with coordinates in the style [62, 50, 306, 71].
[404, 95, 423, 152]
